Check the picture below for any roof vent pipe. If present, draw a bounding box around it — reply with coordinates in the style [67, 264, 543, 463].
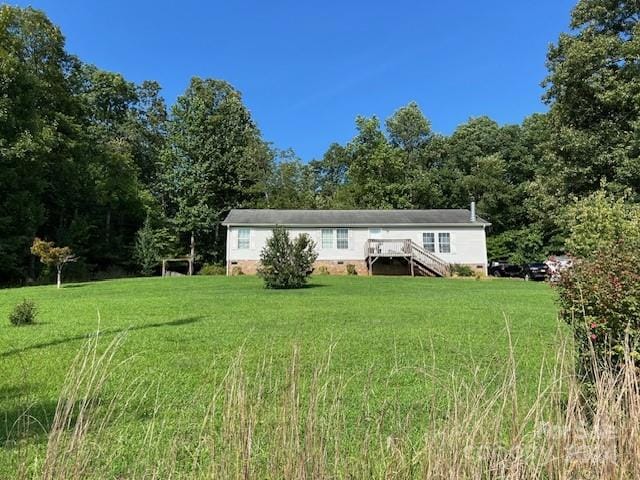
[470, 200, 476, 222]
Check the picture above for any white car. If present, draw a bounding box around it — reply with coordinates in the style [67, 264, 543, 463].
[545, 255, 573, 282]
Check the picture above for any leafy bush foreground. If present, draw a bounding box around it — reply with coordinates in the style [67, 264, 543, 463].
[9, 299, 38, 326]
[557, 242, 640, 377]
[258, 226, 318, 289]
[558, 190, 640, 379]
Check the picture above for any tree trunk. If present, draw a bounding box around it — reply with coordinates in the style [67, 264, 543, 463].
[56, 267, 62, 289]
[189, 232, 195, 276]
[105, 209, 111, 244]
[28, 255, 35, 281]
[213, 222, 220, 263]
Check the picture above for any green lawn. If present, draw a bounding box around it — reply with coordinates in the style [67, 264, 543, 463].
[0, 275, 562, 476]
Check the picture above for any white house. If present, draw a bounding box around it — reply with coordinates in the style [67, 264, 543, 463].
[222, 205, 490, 276]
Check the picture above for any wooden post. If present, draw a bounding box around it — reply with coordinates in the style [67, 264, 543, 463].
[189, 232, 195, 276]
[410, 252, 415, 277]
[409, 240, 415, 277]
[162, 259, 166, 277]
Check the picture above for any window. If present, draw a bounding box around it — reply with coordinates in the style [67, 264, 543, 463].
[336, 228, 349, 249]
[369, 228, 382, 236]
[438, 232, 451, 253]
[422, 232, 435, 252]
[321, 228, 334, 249]
[238, 228, 250, 249]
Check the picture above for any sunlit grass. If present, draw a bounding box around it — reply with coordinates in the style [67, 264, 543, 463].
[0, 275, 559, 476]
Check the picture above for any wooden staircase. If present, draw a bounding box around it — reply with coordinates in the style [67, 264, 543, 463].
[364, 239, 449, 277]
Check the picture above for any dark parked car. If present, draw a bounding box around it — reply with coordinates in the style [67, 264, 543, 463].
[489, 260, 549, 281]
[521, 262, 549, 281]
[488, 259, 522, 278]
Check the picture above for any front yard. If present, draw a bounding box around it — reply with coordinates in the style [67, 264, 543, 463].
[0, 275, 561, 477]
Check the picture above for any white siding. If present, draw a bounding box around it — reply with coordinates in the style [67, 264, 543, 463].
[227, 225, 488, 266]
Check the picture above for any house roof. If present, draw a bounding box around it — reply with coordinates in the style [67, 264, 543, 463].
[222, 209, 490, 227]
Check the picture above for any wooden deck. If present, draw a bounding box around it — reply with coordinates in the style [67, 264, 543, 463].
[364, 239, 449, 277]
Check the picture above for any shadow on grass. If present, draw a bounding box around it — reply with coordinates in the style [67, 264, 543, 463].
[0, 400, 58, 448]
[0, 399, 60, 447]
[0, 395, 125, 448]
[264, 283, 328, 291]
[0, 316, 204, 360]
[301, 283, 327, 289]
[0, 316, 205, 446]
[0, 384, 37, 399]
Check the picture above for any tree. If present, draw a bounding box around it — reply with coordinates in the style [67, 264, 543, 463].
[265, 150, 316, 209]
[385, 101, 433, 151]
[0, 6, 77, 282]
[543, 0, 640, 198]
[432, 117, 527, 234]
[129, 80, 168, 189]
[565, 189, 640, 259]
[257, 226, 318, 289]
[75, 64, 149, 264]
[486, 227, 545, 264]
[134, 217, 171, 276]
[161, 77, 272, 264]
[30, 238, 77, 288]
[309, 143, 352, 208]
[346, 116, 410, 208]
[0, 6, 167, 284]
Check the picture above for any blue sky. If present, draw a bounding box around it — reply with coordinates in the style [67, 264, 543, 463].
[12, 0, 576, 161]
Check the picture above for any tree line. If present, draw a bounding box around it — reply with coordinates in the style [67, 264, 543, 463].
[1, 0, 638, 284]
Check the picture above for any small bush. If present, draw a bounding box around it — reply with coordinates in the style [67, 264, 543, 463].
[9, 299, 38, 326]
[557, 241, 640, 378]
[231, 266, 244, 276]
[316, 265, 330, 275]
[450, 264, 474, 277]
[199, 263, 226, 276]
[258, 226, 318, 289]
[345, 264, 357, 275]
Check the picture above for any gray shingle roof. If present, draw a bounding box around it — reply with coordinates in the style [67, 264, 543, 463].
[222, 209, 490, 226]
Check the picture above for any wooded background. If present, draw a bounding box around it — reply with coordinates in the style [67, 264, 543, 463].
[1, 1, 638, 284]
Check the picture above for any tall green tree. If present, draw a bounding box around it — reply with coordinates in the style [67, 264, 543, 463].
[436, 118, 523, 229]
[0, 6, 169, 283]
[544, 0, 640, 197]
[309, 143, 351, 208]
[346, 116, 410, 208]
[385, 101, 433, 152]
[385, 102, 441, 208]
[0, 6, 79, 281]
[77, 66, 145, 263]
[265, 150, 316, 208]
[161, 78, 272, 263]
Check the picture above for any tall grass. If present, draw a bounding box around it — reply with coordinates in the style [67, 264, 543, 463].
[11, 327, 640, 479]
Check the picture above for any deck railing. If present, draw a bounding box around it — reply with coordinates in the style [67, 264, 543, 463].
[410, 242, 449, 277]
[365, 239, 449, 277]
[364, 239, 412, 257]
